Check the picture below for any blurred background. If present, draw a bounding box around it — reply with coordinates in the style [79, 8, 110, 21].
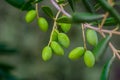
[0, 0, 120, 80]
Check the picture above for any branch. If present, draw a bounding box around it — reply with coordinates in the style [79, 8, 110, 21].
[50, 0, 71, 17]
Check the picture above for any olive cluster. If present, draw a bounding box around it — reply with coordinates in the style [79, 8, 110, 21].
[25, 9, 99, 68]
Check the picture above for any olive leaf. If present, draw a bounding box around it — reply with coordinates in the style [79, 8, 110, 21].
[67, 0, 75, 12]
[92, 17, 118, 26]
[93, 35, 111, 61]
[57, 0, 65, 4]
[100, 56, 115, 80]
[72, 12, 103, 23]
[82, 0, 95, 13]
[41, 6, 54, 18]
[98, 0, 120, 24]
[57, 16, 72, 23]
[5, 0, 34, 11]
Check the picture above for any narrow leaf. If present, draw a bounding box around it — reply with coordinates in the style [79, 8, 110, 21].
[72, 12, 103, 23]
[57, 0, 65, 4]
[41, 6, 54, 18]
[67, 0, 75, 12]
[93, 35, 111, 61]
[82, 0, 95, 13]
[98, 0, 120, 24]
[57, 16, 72, 23]
[5, 0, 34, 11]
[92, 17, 118, 26]
[100, 56, 115, 80]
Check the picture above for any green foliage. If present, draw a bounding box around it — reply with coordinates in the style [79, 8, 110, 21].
[72, 12, 103, 23]
[93, 35, 111, 61]
[100, 56, 115, 80]
[98, 0, 120, 24]
[41, 6, 54, 18]
[67, 0, 75, 12]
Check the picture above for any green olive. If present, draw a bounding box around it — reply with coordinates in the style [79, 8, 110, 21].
[84, 50, 95, 68]
[60, 23, 71, 33]
[42, 46, 52, 61]
[25, 10, 36, 23]
[58, 33, 70, 48]
[68, 47, 85, 60]
[50, 41, 64, 56]
[86, 29, 98, 46]
[52, 30, 59, 41]
[38, 17, 48, 32]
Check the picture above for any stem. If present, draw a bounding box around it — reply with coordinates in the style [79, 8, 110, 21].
[35, 2, 39, 19]
[50, 0, 71, 17]
[48, 11, 61, 46]
[82, 24, 87, 50]
[84, 24, 120, 35]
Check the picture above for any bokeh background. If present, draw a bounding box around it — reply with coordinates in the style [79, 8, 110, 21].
[0, 0, 120, 80]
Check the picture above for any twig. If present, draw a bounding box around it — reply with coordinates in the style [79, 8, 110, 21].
[48, 10, 61, 46]
[82, 24, 87, 50]
[84, 24, 120, 35]
[35, 2, 39, 19]
[50, 0, 71, 17]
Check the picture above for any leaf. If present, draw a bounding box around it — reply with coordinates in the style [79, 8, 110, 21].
[72, 12, 103, 23]
[34, 0, 43, 3]
[93, 35, 111, 61]
[5, 0, 34, 11]
[67, 0, 75, 12]
[57, 16, 72, 23]
[41, 6, 54, 18]
[100, 56, 115, 80]
[82, 0, 95, 13]
[98, 0, 120, 24]
[92, 17, 118, 26]
[0, 43, 17, 54]
[57, 0, 65, 4]
[0, 63, 15, 72]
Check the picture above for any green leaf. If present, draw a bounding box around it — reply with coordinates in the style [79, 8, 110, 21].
[93, 35, 111, 61]
[92, 17, 118, 26]
[98, 0, 120, 24]
[0, 43, 17, 54]
[72, 12, 103, 23]
[82, 0, 95, 13]
[67, 0, 75, 12]
[34, 0, 43, 3]
[5, 0, 34, 11]
[41, 6, 54, 18]
[57, 16, 72, 23]
[0, 63, 15, 72]
[100, 56, 115, 80]
[57, 0, 65, 4]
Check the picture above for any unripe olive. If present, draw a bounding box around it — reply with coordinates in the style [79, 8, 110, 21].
[25, 10, 36, 23]
[58, 33, 70, 48]
[50, 41, 64, 56]
[42, 46, 52, 61]
[68, 47, 85, 60]
[52, 30, 59, 41]
[38, 17, 48, 32]
[60, 23, 71, 33]
[86, 29, 98, 46]
[84, 50, 95, 68]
